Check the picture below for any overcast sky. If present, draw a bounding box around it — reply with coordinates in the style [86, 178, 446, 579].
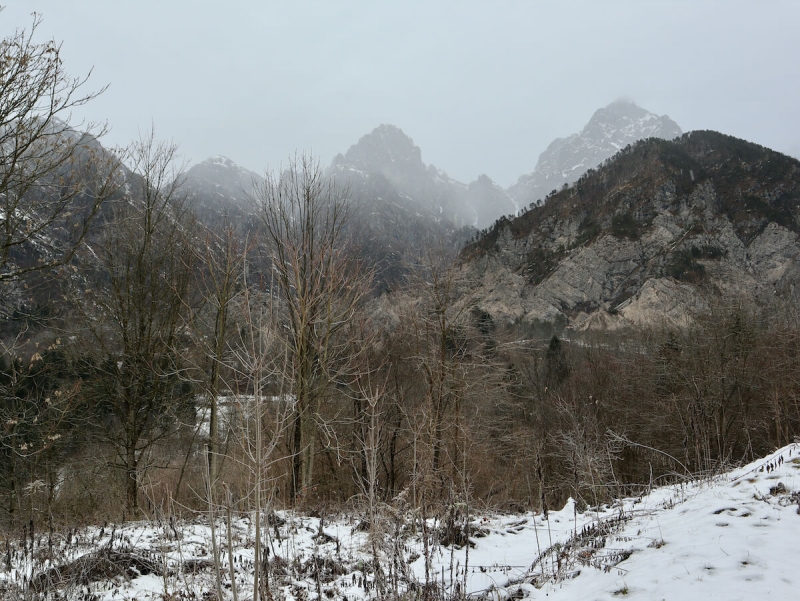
[2, 1, 799, 185]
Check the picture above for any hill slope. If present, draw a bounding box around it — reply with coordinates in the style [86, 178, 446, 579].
[463, 131, 800, 329]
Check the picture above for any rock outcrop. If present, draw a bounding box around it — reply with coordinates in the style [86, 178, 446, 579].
[463, 131, 800, 330]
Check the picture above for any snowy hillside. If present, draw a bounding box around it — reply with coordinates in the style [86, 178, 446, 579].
[2, 443, 798, 599]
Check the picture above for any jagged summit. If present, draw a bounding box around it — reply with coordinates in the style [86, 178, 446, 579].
[332, 124, 463, 219]
[205, 155, 236, 166]
[470, 174, 499, 189]
[509, 100, 682, 207]
[582, 99, 681, 144]
[332, 124, 516, 229]
[186, 154, 260, 184]
[332, 124, 431, 189]
[337, 124, 423, 170]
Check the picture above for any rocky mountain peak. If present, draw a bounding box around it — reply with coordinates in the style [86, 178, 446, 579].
[582, 99, 681, 143]
[509, 100, 682, 207]
[205, 155, 237, 168]
[590, 98, 654, 122]
[334, 124, 425, 179]
[186, 155, 258, 187]
[332, 125, 518, 229]
[184, 155, 262, 219]
[470, 174, 497, 190]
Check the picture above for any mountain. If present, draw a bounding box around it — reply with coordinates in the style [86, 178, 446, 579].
[182, 103, 683, 241]
[508, 100, 682, 209]
[331, 103, 682, 232]
[183, 155, 263, 221]
[466, 174, 516, 230]
[331, 124, 464, 223]
[181, 136, 480, 290]
[331, 124, 516, 229]
[327, 127, 462, 287]
[462, 130, 800, 330]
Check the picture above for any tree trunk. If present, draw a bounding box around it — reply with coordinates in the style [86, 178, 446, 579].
[126, 394, 139, 516]
[126, 449, 138, 516]
[291, 406, 303, 501]
[208, 297, 228, 483]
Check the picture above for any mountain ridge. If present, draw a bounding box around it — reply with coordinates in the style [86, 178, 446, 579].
[331, 123, 515, 229]
[461, 130, 800, 330]
[185, 100, 682, 231]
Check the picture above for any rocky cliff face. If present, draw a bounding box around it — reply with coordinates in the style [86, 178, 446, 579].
[463, 131, 800, 330]
[508, 100, 682, 210]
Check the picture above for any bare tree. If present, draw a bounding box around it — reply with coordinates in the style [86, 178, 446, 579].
[225, 280, 293, 601]
[405, 243, 473, 481]
[75, 131, 196, 515]
[0, 15, 119, 524]
[253, 154, 371, 502]
[189, 221, 250, 483]
[0, 14, 119, 282]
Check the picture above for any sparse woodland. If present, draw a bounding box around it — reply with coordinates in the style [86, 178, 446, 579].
[2, 17, 800, 601]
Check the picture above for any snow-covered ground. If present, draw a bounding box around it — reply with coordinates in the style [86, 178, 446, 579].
[2, 443, 798, 600]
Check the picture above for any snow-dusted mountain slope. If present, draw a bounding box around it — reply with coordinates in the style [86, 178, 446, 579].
[183, 155, 263, 220]
[509, 100, 682, 207]
[3, 443, 798, 600]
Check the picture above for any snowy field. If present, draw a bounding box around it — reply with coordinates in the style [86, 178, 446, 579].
[2, 443, 798, 600]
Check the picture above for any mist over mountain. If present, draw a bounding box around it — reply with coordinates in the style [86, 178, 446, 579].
[326, 126, 471, 287]
[172, 100, 797, 330]
[326, 101, 682, 230]
[331, 124, 516, 229]
[175, 102, 687, 292]
[465, 174, 513, 230]
[183, 101, 682, 234]
[508, 100, 682, 208]
[6, 7, 800, 595]
[183, 155, 263, 221]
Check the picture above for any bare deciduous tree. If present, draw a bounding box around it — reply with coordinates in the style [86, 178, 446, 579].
[0, 15, 119, 282]
[405, 243, 475, 483]
[253, 154, 371, 502]
[225, 279, 293, 601]
[75, 131, 196, 515]
[190, 221, 250, 483]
